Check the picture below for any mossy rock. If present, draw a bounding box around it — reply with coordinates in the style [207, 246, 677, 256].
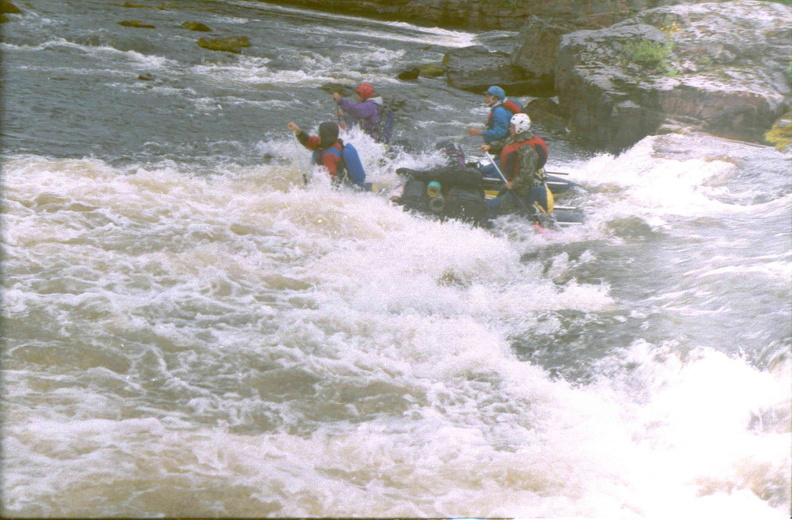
[181, 21, 211, 32]
[123, 2, 165, 9]
[118, 20, 156, 29]
[419, 64, 445, 77]
[197, 36, 250, 54]
[764, 111, 792, 152]
[397, 67, 420, 80]
[0, 1, 21, 14]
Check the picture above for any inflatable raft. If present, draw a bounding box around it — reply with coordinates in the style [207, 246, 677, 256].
[390, 163, 584, 228]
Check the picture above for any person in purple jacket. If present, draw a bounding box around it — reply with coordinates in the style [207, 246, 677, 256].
[333, 82, 383, 141]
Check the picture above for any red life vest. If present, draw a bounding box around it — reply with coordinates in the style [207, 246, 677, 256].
[312, 141, 345, 177]
[486, 100, 523, 130]
[502, 100, 522, 115]
[499, 136, 549, 180]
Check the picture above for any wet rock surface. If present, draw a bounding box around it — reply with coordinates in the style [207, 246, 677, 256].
[554, 1, 792, 152]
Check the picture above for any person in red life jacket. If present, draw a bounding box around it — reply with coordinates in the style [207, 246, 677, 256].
[483, 113, 554, 223]
[333, 82, 383, 141]
[287, 120, 366, 187]
[466, 86, 523, 145]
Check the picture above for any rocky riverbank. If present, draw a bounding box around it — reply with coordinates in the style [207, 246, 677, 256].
[4, 0, 789, 153]
[551, 1, 792, 152]
[255, 0, 730, 31]
[434, 1, 792, 152]
[259, 0, 790, 153]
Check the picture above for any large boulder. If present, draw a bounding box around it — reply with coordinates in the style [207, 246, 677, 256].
[524, 98, 569, 135]
[554, 0, 792, 153]
[510, 1, 734, 86]
[443, 45, 553, 96]
[511, 17, 595, 97]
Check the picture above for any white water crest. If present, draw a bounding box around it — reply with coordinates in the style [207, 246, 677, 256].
[3, 141, 789, 517]
[2, 0, 790, 516]
[231, 0, 479, 47]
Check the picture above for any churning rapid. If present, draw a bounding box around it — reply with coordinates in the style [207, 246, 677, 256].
[1, 0, 790, 518]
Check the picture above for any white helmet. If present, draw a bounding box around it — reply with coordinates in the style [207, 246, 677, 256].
[510, 113, 531, 134]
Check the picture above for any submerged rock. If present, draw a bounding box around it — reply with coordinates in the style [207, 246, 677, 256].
[555, 1, 792, 153]
[117, 20, 156, 29]
[122, 2, 165, 9]
[181, 22, 212, 32]
[197, 36, 250, 54]
[1, 0, 21, 14]
[396, 65, 445, 81]
[419, 64, 445, 78]
[397, 67, 421, 80]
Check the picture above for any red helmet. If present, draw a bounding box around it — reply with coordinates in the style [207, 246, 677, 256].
[355, 82, 374, 100]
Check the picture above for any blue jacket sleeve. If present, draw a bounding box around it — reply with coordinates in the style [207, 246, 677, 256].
[482, 106, 511, 143]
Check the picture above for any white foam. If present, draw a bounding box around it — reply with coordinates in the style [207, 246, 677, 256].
[228, 0, 477, 48]
[3, 153, 788, 517]
[3, 38, 178, 69]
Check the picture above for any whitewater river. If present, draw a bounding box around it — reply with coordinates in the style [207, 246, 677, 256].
[2, 0, 790, 517]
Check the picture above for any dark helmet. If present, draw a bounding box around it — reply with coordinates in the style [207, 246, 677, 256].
[435, 140, 466, 169]
[355, 82, 374, 100]
[318, 121, 339, 149]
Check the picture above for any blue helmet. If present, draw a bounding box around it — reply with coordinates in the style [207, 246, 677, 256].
[484, 86, 505, 100]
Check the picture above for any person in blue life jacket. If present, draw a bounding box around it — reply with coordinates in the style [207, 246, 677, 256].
[467, 86, 524, 178]
[287, 120, 367, 188]
[333, 82, 384, 141]
[466, 86, 523, 145]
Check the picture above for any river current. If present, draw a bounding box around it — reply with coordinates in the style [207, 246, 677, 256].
[2, 0, 790, 517]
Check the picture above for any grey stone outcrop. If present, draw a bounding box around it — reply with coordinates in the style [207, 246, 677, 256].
[554, 1, 792, 151]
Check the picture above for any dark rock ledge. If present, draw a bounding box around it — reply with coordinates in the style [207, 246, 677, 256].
[256, 1, 790, 152]
[553, 1, 792, 152]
